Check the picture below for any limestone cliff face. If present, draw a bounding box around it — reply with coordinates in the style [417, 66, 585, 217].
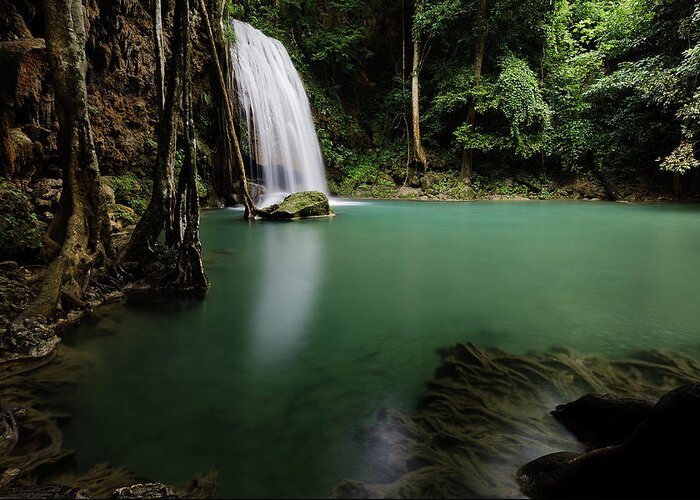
[0, 0, 210, 182]
[0, 0, 55, 180]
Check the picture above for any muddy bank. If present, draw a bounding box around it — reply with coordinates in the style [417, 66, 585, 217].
[332, 344, 700, 499]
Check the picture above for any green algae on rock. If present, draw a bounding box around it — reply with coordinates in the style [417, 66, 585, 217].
[258, 191, 335, 219]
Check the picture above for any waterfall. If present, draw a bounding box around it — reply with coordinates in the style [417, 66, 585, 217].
[231, 20, 328, 205]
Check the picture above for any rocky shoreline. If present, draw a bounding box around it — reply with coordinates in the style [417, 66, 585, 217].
[331, 344, 700, 499]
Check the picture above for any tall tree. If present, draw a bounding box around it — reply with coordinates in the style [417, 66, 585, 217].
[411, 0, 429, 172]
[199, 0, 257, 218]
[172, 0, 208, 292]
[461, 0, 488, 184]
[19, 0, 113, 320]
[121, 0, 186, 262]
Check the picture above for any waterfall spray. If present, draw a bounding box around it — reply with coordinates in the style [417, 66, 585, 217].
[231, 20, 328, 204]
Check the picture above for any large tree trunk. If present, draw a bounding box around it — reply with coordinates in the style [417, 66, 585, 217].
[198, 0, 257, 218]
[18, 0, 113, 320]
[121, 1, 186, 263]
[461, 0, 488, 184]
[171, 0, 209, 293]
[411, 0, 428, 173]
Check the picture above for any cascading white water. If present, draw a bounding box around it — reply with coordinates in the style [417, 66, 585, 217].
[231, 20, 328, 204]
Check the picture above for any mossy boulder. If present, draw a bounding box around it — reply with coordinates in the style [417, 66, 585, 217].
[259, 191, 334, 219]
[0, 179, 41, 261]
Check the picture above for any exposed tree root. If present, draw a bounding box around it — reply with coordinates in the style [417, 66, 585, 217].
[0, 347, 219, 498]
[332, 344, 700, 499]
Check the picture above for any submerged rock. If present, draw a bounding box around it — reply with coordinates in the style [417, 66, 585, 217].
[551, 393, 655, 449]
[0, 318, 60, 362]
[258, 191, 334, 219]
[0, 485, 90, 499]
[518, 383, 700, 499]
[110, 483, 177, 499]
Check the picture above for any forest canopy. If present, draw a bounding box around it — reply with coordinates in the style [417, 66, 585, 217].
[229, 0, 699, 197]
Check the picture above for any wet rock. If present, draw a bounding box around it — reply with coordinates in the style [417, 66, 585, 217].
[0, 318, 60, 362]
[100, 182, 116, 205]
[32, 178, 62, 211]
[258, 191, 334, 219]
[518, 383, 700, 499]
[110, 483, 177, 499]
[0, 403, 18, 456]
[0, 486, 90, 499]
[551, 393, 655, 449]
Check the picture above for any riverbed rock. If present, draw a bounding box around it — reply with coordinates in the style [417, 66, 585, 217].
[0, 485, 90, 499]
[110, 483, 177, 499]
[517, 383, 700, 499]
[258, 191, 334, 219]
[0, 317, 60, 362]
[0, 403, 18, 457]
[551, 393, 655, 449]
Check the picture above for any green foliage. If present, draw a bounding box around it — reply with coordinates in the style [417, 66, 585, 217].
[493, 54, 552, 156]
[105, 173, 151, 216]
[226, 0, 700, 195]
[0, 180, 41, 260]
[111, 204, 138, 227]
[659, 141, 699, 175]
[453, 55, 551, 159]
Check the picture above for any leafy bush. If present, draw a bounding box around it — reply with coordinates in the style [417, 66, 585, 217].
[105, 173, 151, 216]
[0, 180, 41, 261]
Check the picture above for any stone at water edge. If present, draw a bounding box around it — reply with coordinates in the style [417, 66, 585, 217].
[551, 393, 655, 449]
[259, 191, 334, 219]
[517, 383, 700, 499]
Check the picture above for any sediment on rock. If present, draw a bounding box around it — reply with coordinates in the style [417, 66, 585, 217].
[331, 344, 700, 499]
[257, 191, 335, 219]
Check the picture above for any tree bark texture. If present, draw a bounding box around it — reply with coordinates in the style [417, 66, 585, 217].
[121, 0, 186, 263]
[18, 0, 113, 320]
[171, 0, 209, 293]
[411, 0, 428, 173]
[198, 0, 257, 218]
[153, 0, 166, 116]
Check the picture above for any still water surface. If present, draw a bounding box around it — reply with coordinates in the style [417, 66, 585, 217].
[62, 201, 700, 498]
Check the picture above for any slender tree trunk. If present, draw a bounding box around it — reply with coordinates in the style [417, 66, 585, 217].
[461, 0, 488, 184]
[402, 0, 411, 185]
[121, 1, 185, 263]
[153, 0, 165, 116]
[673, 172, 682, 199]
[18, 0, 113, 320]
[173, 0, 209, 292]
[411, 0, 428, 173]
[198, 0, 257, 218]
[210, 0, 235, 203]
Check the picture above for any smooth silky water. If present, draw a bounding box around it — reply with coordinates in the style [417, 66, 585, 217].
[61, 201, 700, 498]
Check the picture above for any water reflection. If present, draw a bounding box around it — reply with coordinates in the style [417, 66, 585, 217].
[249, 223, 324, 361]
